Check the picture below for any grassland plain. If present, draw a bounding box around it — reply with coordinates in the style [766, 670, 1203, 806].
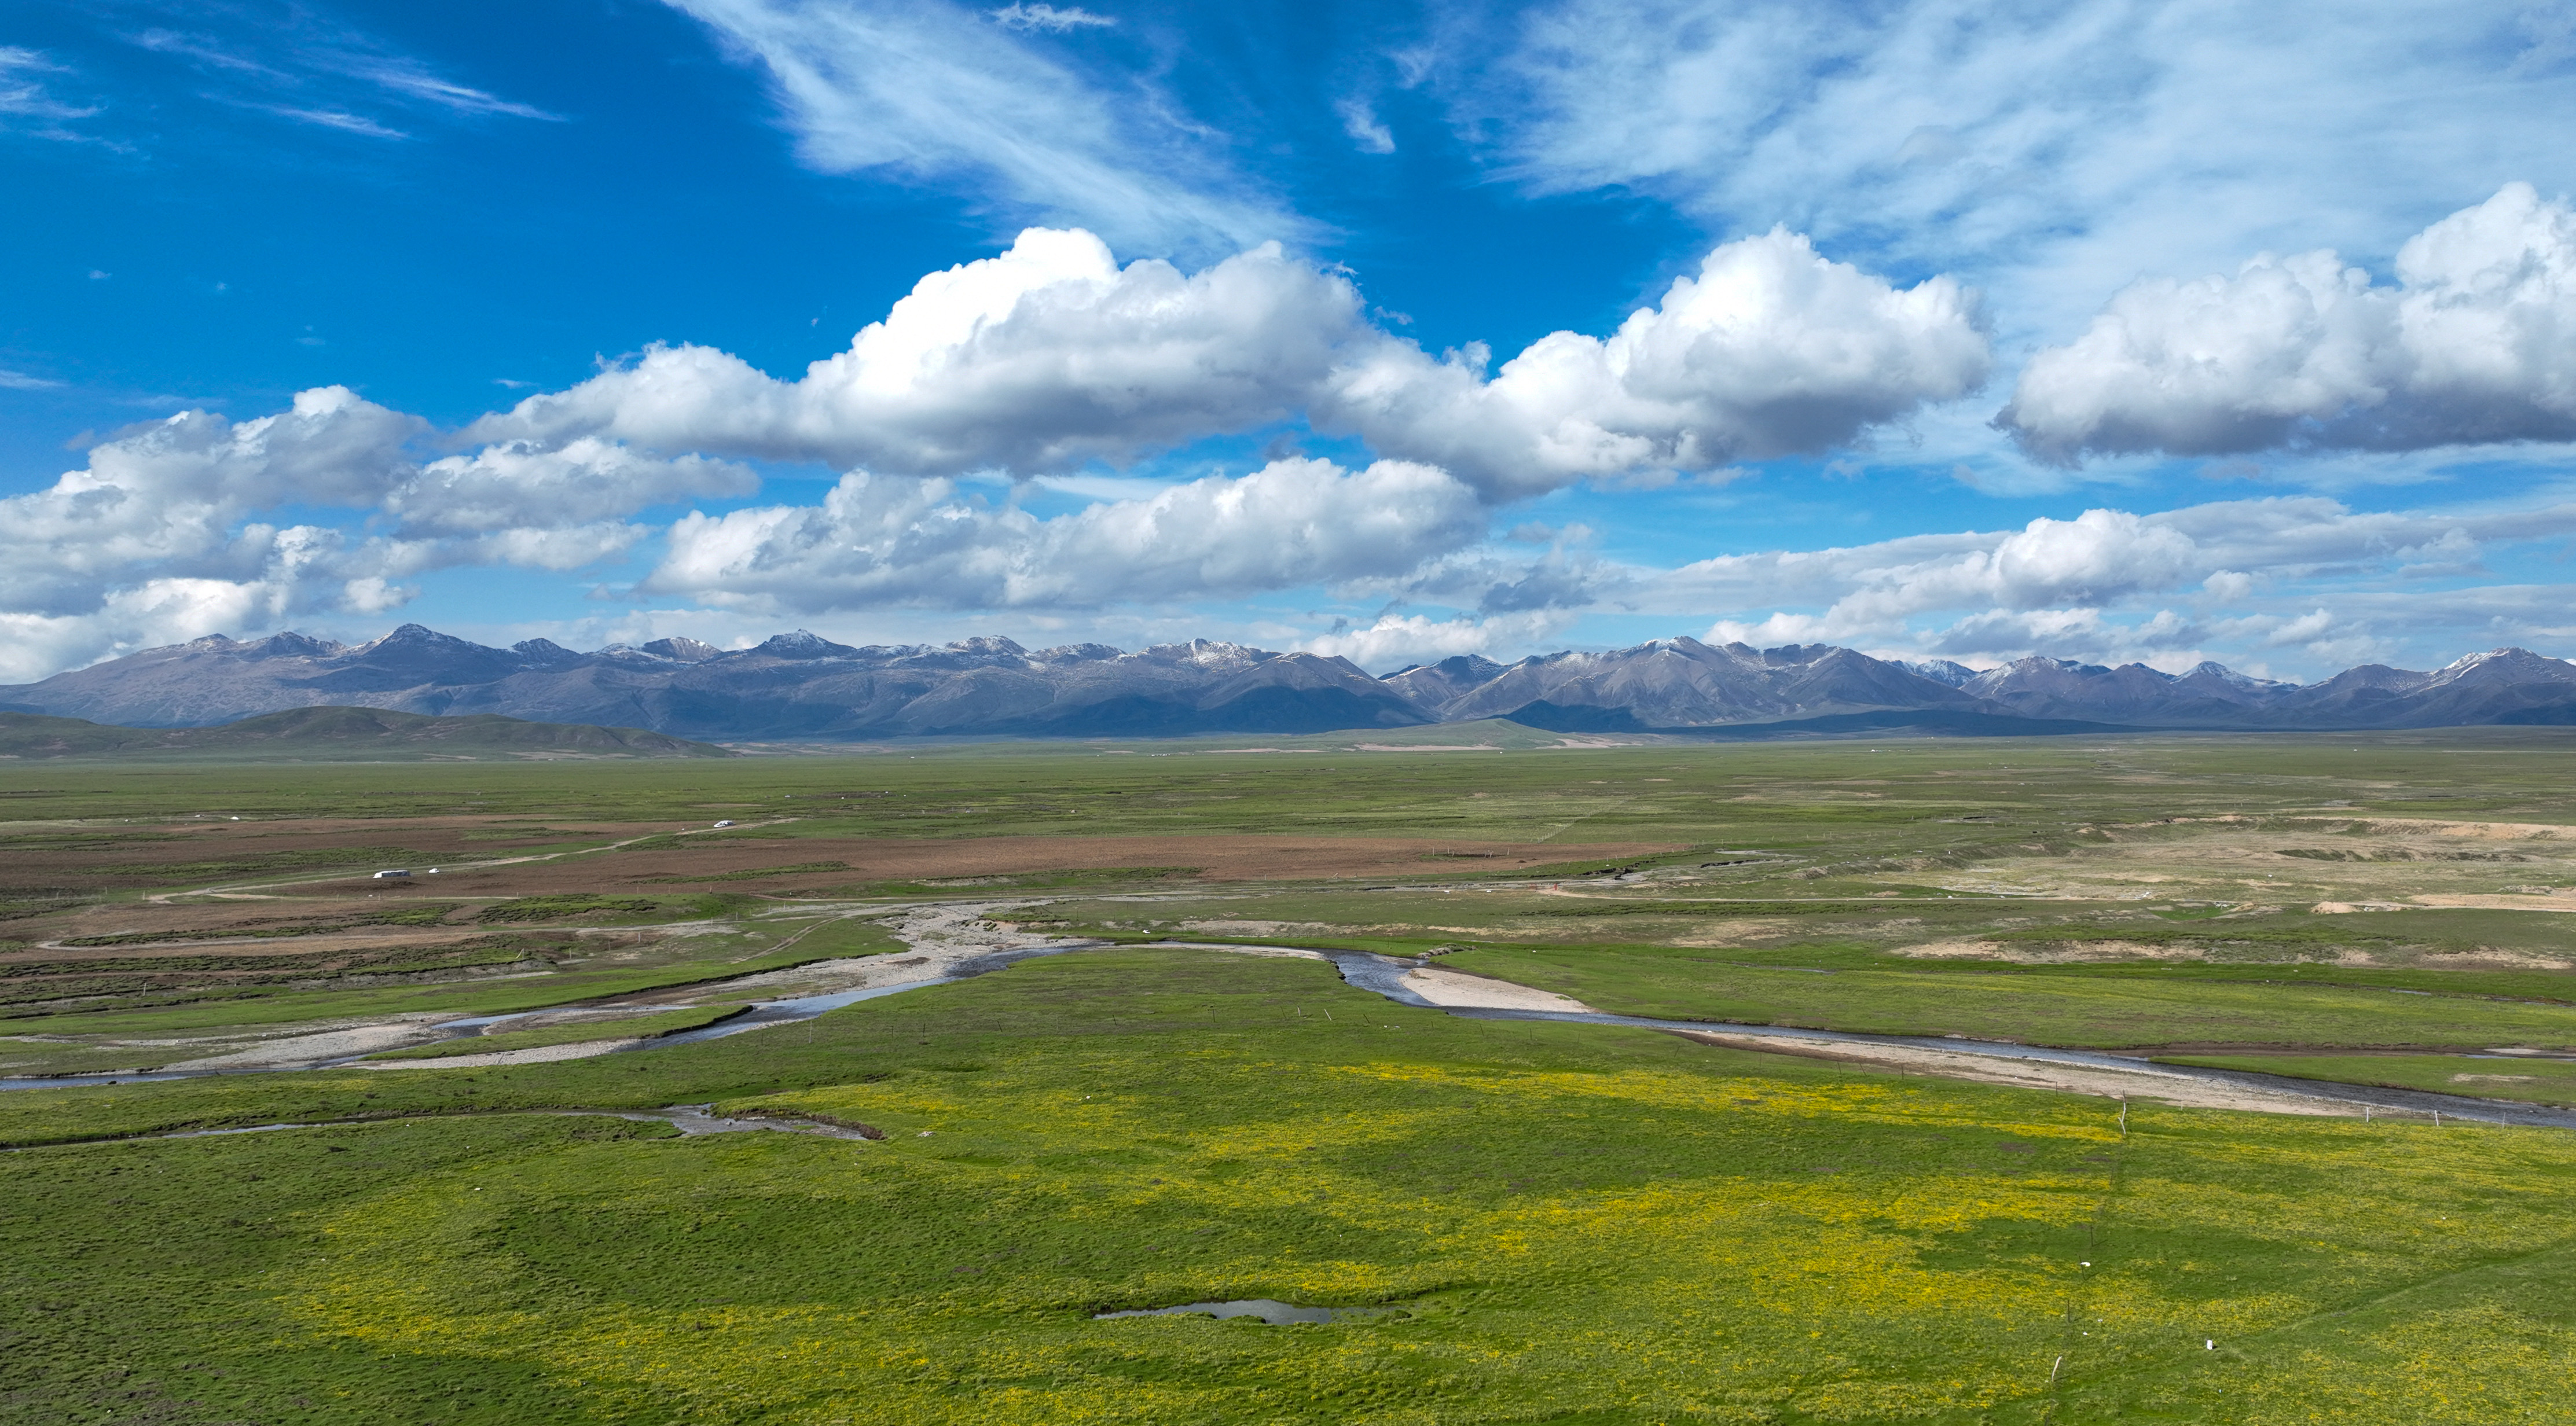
[3, 950, 2574, 1426]
[361, 1003, 750, 1061]
[7, 733, 2576, 1422]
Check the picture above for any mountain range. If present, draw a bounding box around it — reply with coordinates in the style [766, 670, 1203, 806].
[0, 705, 725, 760]
[5, 625, 2575, 742]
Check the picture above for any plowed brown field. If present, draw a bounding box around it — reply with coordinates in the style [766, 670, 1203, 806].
[306, 833, 1684, 896]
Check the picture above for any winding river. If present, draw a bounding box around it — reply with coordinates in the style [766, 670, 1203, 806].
[9, 933, 2575, 1131]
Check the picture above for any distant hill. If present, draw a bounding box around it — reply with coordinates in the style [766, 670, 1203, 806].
[4, 624, 2574, 742]
[0, 706, 731, 760]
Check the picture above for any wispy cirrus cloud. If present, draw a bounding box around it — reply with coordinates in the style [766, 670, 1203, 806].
[0, 45, 104, 142]
[1458, 0, 2576, 352]
[988, 3, 1115, 32]
[352, 61, 561, 120]
[662, 0, 1302, 255]
[238, 102, 408, 139]
[123, 13, 559, 144]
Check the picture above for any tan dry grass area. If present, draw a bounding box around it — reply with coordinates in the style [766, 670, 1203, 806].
[2416, 947, 2576, 970]
[2344, 817, 2576, 839]
[1174, 919, 1330, 938]
[1933, 814, 2576, 902]
[2167, 815, 2576, 837]
[2405, 893, 2576, 913]
[1669, 920, 1791, 946]
[1891, 937, 2225, 964]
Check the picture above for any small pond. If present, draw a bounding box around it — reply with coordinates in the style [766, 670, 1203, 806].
[1094, 1299, 1391, 1326]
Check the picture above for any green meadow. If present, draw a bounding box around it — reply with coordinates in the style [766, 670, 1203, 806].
[8, 949, 2576, 1426]
[1429, 942, 2576, 1051]
[6, 731, 2576, 1422]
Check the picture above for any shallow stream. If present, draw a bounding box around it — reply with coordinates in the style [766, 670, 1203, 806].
[10, 940, 2576, 1131]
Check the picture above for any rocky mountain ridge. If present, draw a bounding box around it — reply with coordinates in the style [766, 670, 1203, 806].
[4, 625, 2573, 741]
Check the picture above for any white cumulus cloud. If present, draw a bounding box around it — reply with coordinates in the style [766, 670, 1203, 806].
[1669, 494, 2576, 665]
[1296, 611, 1574, 669]
[0, 388, 417, 615]
[390, 438, 756, 536]
[471, 229, 1366, 475]
[0, 387, 751, 679]
[474, 225, 1984, 499]
[2001, 183, 2576, 460]
[643, 457, 1485, 613]
[1319, 229, 1990, 498]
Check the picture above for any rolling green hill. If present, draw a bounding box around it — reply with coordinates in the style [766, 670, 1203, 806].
[0, 706, 731, 760]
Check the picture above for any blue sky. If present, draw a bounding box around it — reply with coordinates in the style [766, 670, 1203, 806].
[5, 0, 2576, 683]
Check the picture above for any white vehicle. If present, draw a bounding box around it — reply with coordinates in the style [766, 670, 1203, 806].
[712, 819, 735, 828]
[372, 869, 412, 880]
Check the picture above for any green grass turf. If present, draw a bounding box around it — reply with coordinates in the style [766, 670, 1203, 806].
[2158, 1052, 2576, 1109]
[1439, 942, 2576, 1050]
[3, 947, 2573, 1424]
[364, 1004, 751, 1061]
[1031, 891, 2576, 1004]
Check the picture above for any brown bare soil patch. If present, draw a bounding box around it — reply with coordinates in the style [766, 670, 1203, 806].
[343, 835, 1685, 895]
[0, 816, 638, 887]
[0, 926, 497, 963]
[25, 896, 435, 944]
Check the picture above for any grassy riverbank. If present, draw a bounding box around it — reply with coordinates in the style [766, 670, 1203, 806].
[363, 1003, 750, 1061]
[2159, 1050, 2576, 1108]
[6, 947, 2575, 1425]
[1435, 941, 2576, 1050]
